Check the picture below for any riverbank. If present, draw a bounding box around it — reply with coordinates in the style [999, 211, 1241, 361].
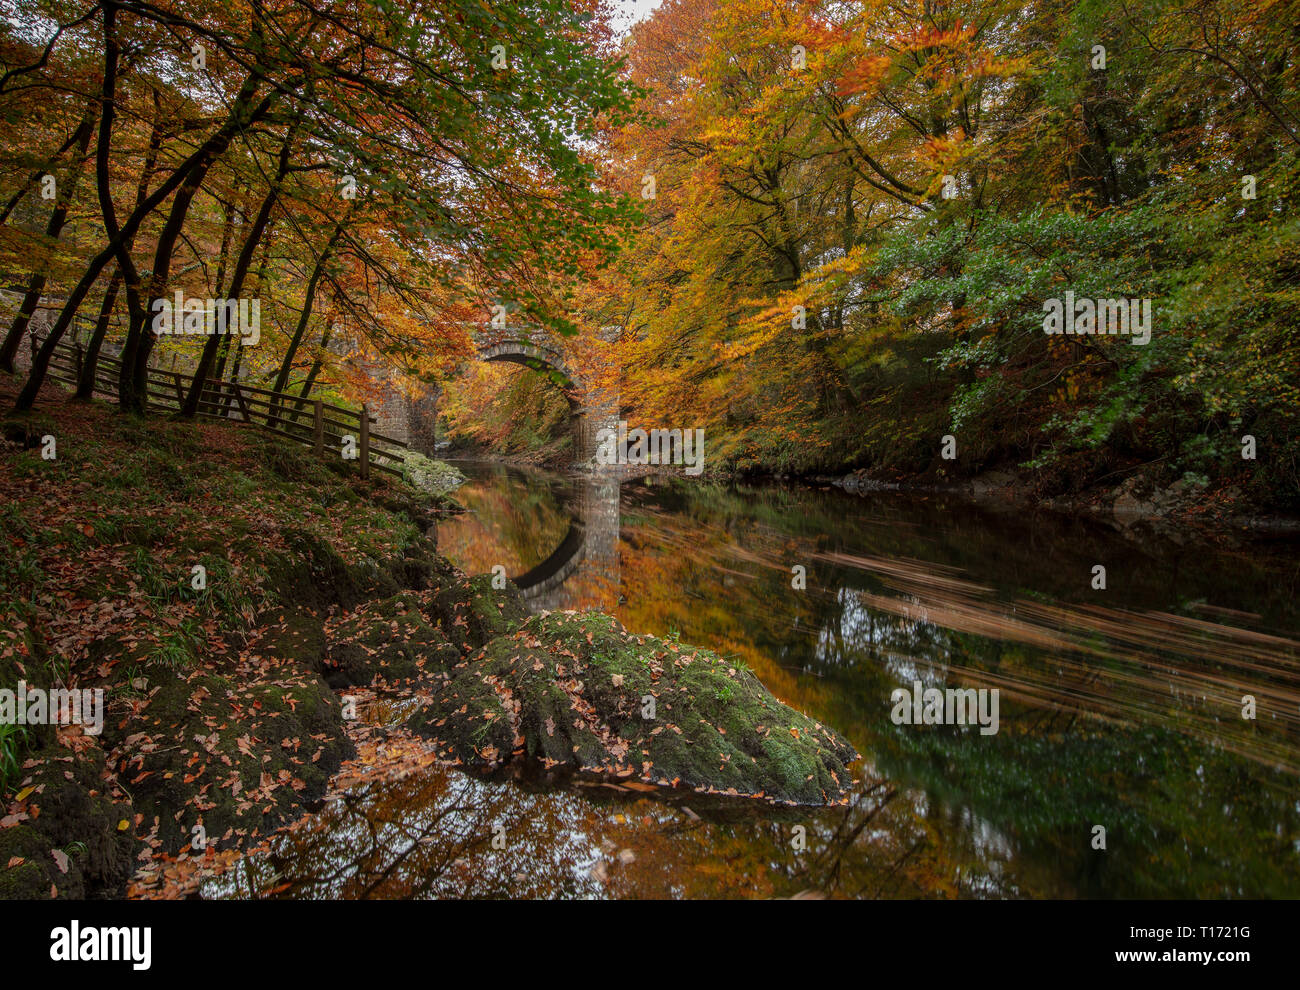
[441, 444, 1300, 540]
[0, 387, 857, 898]
[813, 467, 1300, 540]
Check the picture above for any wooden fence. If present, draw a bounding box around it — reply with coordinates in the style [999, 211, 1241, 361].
[34, 334, 407, 479]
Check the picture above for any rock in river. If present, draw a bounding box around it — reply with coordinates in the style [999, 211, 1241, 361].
[407, 610, 859, 806]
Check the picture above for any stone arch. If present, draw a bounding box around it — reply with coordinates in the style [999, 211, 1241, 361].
[473, 326, 617, 462]
[476, 338, 583, 403]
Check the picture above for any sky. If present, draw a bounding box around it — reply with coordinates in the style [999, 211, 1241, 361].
[611, 0, 663, 36]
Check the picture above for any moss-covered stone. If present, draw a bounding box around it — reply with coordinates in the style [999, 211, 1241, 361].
[258, 609, 327, 676]
[400, 451, 466, 497]
[111, 658, 351, 856]
[407, 611, 859, 805]
[264, 528, 371, 611]
[383, 534, 457, 592]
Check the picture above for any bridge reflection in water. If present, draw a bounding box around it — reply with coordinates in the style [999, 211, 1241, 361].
[436, 464, 622, 613]
[512, 477, 621, 611]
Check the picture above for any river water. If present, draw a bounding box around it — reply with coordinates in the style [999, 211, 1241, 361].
[210, 462, 1300, 899]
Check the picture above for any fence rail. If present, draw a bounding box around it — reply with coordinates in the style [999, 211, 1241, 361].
[33, 334, 407, 479]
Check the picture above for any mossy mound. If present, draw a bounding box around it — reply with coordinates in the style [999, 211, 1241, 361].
[264, 527, 371, 612]
[108, 655, 351, 856]
[0, 741, 136, 899]
[425, 575, 529, 656]
[256, 609, 327, 676]
[321, 577, 525, 687]
[407, 611, 859, 806]
[1, 410, 58, 451]
[323, 592, 460, 688]
[385, 535, 458, 592]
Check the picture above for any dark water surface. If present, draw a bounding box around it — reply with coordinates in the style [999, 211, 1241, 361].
[211, 463, 1300, 899]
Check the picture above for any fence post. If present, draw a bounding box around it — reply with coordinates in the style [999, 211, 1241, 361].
[313, 400, 324, 455]
[359, 403, 370, 479]
[73, 341, 83, 383]
[232, 383, 250, 421]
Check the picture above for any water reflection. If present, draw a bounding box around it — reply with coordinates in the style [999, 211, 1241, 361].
[210, 464, 1300, 898]
[206, 712, 1001, 899]
[433, 465, 622, 612]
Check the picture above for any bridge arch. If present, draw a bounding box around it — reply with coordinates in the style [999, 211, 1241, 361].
[472, 325, 617, 462]
[511, 520, 586, 606]
[476, 338, 582, 400]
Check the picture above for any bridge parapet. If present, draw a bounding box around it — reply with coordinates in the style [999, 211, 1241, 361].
[470, 323, 559, 348]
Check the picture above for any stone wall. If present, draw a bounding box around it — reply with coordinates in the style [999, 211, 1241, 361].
[368, 379, 440, 455]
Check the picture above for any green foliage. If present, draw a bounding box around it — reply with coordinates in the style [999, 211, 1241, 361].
[0, 723, 28, 798]
[597, 0, 1299, 507]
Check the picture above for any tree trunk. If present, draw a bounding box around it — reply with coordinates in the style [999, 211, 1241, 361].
[13, 10, 271, 412]
[289, 319, 333, 422]
[74, 271, 121, 399]
[269, 220, 346, 415]
[76, 91, 165, 400]
[0, 101, 97, 373]
[180, 123, 298, 418]
[116, 79, 272, 414]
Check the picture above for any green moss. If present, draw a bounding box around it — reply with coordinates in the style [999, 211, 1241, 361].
[424, 574, 529, 656]
[117, 664, 351, 856]
[0, 394, 486, 892]
[0, 742, 136, 897]
[400, 451, 466, 496]
[408, 611, 859, 805]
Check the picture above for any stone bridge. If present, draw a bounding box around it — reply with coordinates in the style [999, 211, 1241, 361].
[471, 323, 620, 463]
[364, 322, 621, 462]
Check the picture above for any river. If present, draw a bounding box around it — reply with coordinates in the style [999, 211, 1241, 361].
[208, 461, 1300, 898]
